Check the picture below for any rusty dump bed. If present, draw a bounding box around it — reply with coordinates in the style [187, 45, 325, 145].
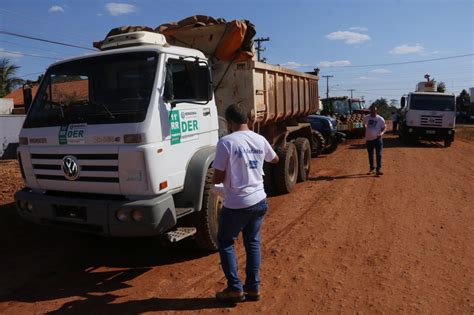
[214, 60, 319, 125]
[154, 16, 319, 125]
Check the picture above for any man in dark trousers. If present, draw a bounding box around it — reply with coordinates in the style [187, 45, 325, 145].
[212, 103, 279, 303]
[364, 105, 386, 176]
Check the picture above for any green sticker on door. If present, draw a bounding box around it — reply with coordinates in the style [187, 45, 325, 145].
[170, 110, 199, 145]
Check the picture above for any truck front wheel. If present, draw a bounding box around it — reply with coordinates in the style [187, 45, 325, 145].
[275, 142, 299, 194]
[194, 168, 222, 251]
[444, 137, 452, 147]
[294, 138, 311, 182]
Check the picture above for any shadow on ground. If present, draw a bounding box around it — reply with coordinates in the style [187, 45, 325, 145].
[309, 173, 376, 181]
[348, 136, 445, 150]
[0, 202, 219, 313]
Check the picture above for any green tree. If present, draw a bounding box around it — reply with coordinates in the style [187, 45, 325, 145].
[456, 89, 470, 112]
[371, 98, 393, 119]
[0, 58, 24, 97]
[437, 81, 446, 93]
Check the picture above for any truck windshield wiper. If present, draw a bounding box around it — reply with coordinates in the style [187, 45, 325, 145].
[88, 101, 116, 119]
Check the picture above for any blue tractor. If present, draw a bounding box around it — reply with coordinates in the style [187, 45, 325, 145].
[307, 115, 346, 155]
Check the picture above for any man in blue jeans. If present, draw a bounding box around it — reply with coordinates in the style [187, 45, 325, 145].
[364, 105, 386, 176]
[212, 103, 279, 303]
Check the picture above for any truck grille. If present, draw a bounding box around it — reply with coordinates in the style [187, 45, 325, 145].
[31, 153, 119, 183]
[420, 115, 443, 127]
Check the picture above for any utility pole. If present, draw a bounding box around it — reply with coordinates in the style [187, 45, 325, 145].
[254, 37, 270, 62]
[348, 89, 355, 98]
[322, 75, 334, 99]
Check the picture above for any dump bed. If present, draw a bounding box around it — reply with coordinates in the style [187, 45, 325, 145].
[213, 60, 319, 125]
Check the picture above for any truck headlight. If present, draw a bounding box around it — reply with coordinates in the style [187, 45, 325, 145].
[131, 209, 143, 222]
[116, 209, 128, 222]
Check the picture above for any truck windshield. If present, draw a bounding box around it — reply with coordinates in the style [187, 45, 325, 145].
[333, 100, 350, 115]
[24, 51, 158, 128]
[410, 94, 455, 112]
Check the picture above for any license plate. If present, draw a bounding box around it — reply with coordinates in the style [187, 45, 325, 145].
[426, 130, 436, 134]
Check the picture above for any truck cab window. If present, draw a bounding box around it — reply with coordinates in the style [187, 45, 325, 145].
[165, 59, 211, 102]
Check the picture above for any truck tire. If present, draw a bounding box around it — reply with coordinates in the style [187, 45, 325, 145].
[294, 138, 311, 182]
[323, 141, 338, 154]
[311, 130, 325, 157]
[444, 138, 452, 147]
[275, 142, 299, 194]
[194, 168, 222, 251]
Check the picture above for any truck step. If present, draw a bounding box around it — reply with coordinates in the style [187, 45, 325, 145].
[164, 227, 197, 243]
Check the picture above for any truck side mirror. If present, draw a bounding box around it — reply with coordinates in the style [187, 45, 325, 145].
[400, 97, 406, 108]
[163, 66, 174, 102]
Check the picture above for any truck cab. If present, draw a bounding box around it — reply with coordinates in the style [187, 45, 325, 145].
[400, 85, 456, 147]
[15, 32, 222, 249]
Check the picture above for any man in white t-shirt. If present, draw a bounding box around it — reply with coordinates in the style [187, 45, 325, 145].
[212, 103, 279, 303]
[363, 105, 386, 175]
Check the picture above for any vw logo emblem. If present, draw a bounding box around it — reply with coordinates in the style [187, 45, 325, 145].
[62, 155, 80, 181]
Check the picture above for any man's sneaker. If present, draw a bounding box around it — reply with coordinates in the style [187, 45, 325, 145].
[216, 288, 245, 303]
[244, 290, 261, 301]
[376, 170, 384, 176]
[367, 168, 375, 175]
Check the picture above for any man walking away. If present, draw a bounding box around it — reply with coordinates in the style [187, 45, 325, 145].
[212, 103, 279, 303]
[364, 105, 386, 176]
[391, 111, 399, 133]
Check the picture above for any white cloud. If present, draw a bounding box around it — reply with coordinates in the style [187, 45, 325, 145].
[105, 3, 137, 16]
[349, 26, 368, 32]
[281, 61, 309, 68]
[390, 43, 424, 55]
[357, 76, 374, 80]
[318, 60, 351, 68]
[370, 68, 391, 75]
[326, 31, 370, 44]
[0, 48, 23, 58]
[48, 5, 64, 13]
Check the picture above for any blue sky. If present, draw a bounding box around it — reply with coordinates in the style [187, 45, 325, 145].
[1, 0, 473, 104]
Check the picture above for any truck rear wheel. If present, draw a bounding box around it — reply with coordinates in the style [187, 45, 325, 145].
[294, 138, 311, 182]
[194, 168, 222, 251]
[311, 130, 325, 157]
[275, 142, 299, 194]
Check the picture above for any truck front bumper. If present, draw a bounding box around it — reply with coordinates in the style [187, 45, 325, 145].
[406, 126, 455, 141]
[14, 189, 177, 237]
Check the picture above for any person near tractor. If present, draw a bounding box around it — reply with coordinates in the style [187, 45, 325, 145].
[364, 105, 386, 176]
[212, 103, 279, 303]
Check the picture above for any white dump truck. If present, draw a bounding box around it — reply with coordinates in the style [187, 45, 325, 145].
[400, 78, 456, 147]
[14, 16, 319, 250]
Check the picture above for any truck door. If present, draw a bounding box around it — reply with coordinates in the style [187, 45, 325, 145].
[164, 57, 214, 145]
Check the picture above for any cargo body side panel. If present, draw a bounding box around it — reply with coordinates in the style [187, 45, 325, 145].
[214, 60, 319, 127]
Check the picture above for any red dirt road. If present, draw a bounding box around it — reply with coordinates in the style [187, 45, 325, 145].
[0, 135, 473, 314]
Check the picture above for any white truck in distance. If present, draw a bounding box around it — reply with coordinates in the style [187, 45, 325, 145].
[14, 17, 319, 250]
[400, 79, 456, 147]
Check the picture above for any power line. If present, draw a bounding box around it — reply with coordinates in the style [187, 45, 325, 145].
[0, 30, 96, 51]
[317, 53, 474, 69]
[0, 39, 61, 55]
[0, 49, 58, 60]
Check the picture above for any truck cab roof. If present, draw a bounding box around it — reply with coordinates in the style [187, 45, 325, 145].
[48, 44, 206, 69]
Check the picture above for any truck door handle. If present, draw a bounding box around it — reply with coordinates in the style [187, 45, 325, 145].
[203, 108, 211, 116]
